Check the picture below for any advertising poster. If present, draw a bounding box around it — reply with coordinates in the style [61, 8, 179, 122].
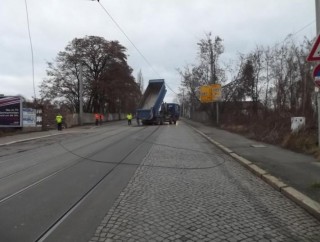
[23, 108, 36, 127]
[0, 96, 22, 127]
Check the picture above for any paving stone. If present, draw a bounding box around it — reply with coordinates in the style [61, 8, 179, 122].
[89, 125, 320, 241]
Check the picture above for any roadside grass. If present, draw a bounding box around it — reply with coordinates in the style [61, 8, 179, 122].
[282, 131, 320, 160]
[0, 128, 24, 137]
[221, 122, 320, 161]
[311, 182, 320, 189]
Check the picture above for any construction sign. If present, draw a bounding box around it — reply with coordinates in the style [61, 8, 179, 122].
[307, 34, 320, 62]
[200, 84, 222, 103]
[211, 84, 222, 101]
[200, 85, 212, 103]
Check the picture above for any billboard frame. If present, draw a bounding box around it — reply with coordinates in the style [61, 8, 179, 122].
[0, 96, 23, 128]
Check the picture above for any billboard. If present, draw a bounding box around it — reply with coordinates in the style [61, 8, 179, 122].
[23, 108, 37, 127]
[0, 96, 22, 127]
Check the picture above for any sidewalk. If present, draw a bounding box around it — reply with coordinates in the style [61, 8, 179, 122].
[0, 125, 95, 146]
[0, 130, 63, 146]
[183, 118, 320, 220]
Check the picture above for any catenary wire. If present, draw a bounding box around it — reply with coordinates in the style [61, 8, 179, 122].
[24, 0, 37, 100]
[96, 1, 178, 95]
[277, 20, 316, 46]
[222, 19, 316, 89]
[97, 1, 160, 78]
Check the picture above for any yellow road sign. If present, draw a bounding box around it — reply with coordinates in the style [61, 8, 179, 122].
[211, 84, 221, 101]
[200, 84, 221, 103]
[200, 85, 212, 103]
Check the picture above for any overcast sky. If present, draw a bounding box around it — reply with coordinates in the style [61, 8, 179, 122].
[0, 0, 317, 102]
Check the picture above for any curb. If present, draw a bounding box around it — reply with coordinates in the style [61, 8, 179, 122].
[0, 132, 68, 147]
[191, 126, 320, 221]
[0, 125, 107, 147]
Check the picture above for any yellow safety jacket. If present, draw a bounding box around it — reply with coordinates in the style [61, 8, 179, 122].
[56, 115, 63, 124]
[127, 114, 132, 120]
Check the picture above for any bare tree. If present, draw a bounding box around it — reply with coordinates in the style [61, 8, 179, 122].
[40, 36, 141, 113]
[197, 33, 225, 84]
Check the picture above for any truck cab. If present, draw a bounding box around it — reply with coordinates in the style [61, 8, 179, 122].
[160, 103, 180, 124]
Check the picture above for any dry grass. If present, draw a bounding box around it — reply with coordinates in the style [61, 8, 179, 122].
[220, 113, 320, 161]
[220, 124, 247, 133]
[281, 130, 320, 156]
[311, 182, 320, 189]
[0, 128, 23, 137]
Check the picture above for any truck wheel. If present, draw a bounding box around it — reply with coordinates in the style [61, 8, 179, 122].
[154, 118, 160, 125]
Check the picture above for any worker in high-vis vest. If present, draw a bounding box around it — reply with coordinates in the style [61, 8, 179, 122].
[127, 113, 132, 125]
[95, 113, 99, 126]
[56, 114, 63, 131]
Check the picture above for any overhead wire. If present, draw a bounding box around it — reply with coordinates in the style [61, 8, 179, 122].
[276, 19, 316, 47]
[285, 20, 316, 39]
[97, 1, 159, 77]
[225, 19, 316, 91]
[24, 0, 37, 100]
[97, 1, 178, 95]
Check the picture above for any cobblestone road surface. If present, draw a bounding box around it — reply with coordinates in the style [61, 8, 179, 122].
[90, 124, 320, 242]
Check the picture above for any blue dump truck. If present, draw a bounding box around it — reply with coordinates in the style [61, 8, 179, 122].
[136, 79, 167, 125]
[136, 79, 180, 125]
[159, 102, 180, 124]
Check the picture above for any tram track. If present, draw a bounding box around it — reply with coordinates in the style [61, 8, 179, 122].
[0, 123, 233, 242]
[0, 125, 146, 182]
[0, 124, 157, 241]
[34, 125, 160, 242]
[0, 123, 130, 162]
[0, 126, 150, 217]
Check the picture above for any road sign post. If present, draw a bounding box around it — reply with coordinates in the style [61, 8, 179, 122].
[313, 64, 320, 88]
[307, 1, 320, 147]
[199, 84, 221, 124]
[211, 84, 221, 124]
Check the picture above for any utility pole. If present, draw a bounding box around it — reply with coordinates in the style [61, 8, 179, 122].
[79, 65, 83, 126]
[182, 89, 184, 117]
[209, 37, 215, 85]
[316, 0, 320, 34]
[208, 36, 220, 124]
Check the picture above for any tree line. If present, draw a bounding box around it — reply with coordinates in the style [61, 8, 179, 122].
[178, 32, 318, 152]
[179, 33, 316, 123]
[39, 35, 142, 114]
[38, 33, 317, 132]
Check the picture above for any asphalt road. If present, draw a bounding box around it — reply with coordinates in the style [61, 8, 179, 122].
[1, 121, 320, 242]
[0, 122, 155, 242]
